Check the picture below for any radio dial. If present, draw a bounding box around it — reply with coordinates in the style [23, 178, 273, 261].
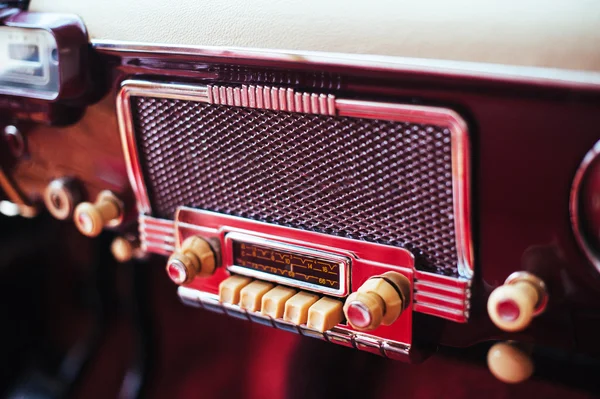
[343, 272, 410, 331]
[166, 236, 216, 284]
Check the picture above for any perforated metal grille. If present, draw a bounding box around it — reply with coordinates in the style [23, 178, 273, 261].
[131, 97, 459, 276]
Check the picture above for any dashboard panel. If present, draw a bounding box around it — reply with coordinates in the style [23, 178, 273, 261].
[2, 2, 600, 394]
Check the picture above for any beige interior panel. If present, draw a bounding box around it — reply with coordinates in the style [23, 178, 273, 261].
[29, 0, 600, 72]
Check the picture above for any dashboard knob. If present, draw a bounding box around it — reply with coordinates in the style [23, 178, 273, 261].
[487, 342, 534, 383]
[111, 236, 144, 263]
[166, 236, 216, 284]
[343, 271, 410, 331]
[487, 271, 548, 332]
[73, 190, 123, 237]
[44, 177, 80, 220]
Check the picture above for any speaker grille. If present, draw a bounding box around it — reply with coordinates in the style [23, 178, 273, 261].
[131, 96, 458, 276]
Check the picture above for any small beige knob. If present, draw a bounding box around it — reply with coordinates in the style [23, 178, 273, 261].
[74, 191, 123, 237]
[487, 342, 534, 384]
[343, 271, 410, 331]
[166, 236, 216, 284]
[488, 272, 547, 332]
[112, 236, 146, 263]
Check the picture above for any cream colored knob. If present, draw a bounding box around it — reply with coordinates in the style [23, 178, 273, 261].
[488, 272, 547, 332]
[111, 237, 134, 263]
[166, 236, 216, 284]
[487, 342, 534, 384]
[343, 271, 410, 331]
[74, 191, 123, 237]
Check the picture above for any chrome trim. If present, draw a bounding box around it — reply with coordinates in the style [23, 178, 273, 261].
[570, 139, 600, 274]
[324, 328, 355, 347]
[225, 232, 349, 297]
[299, 325, 326, 341]
[412, 270, 470, 322]
[116, 80, 211, 214]
[94, 40, 600, 90]
[207, 84, 336, 115]
[335, 99, 473, 279]
[139, 215, 176, 255]
[353, 334, 384, 355]
[117, 79, 472, 280]
[248, 312, 274, 327]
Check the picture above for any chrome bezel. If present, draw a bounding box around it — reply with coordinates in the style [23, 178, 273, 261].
[570, 140, 600, 274]
[0, 27, 60, 100]
[225, 232, 349, 297]
[117, 78, 472, 279]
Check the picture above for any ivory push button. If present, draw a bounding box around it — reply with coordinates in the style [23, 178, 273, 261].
[219, 275, 252, 304]
[166, 236, 216, 284]
[261, 286, 296, 318]
[343, 271, 411, 331]
[307, 297, 344, 332]
[487, 271, 548, 332]
[74, 190, 123, 237]
[284, 291, 319, 325]
[240, 281, 274, 311]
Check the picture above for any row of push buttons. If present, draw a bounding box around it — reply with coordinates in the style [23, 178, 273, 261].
[219, 275, 344, 332]
[177, 286, 412, 361]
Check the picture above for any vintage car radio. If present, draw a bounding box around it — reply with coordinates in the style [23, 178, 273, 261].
[106, 78, 474, 361]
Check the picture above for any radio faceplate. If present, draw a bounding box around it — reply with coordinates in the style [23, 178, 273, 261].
[175, 207, 415, 359]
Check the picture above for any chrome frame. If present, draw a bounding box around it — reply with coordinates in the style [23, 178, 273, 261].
[570, 139, 600, 274]
[117, 79, 473, 280]
[225, 232, 349, 297]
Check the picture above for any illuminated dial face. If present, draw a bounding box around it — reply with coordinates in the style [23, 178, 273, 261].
[233, 240, 342, 290]
[227, 233, 350, 296]
[0, 27, 60, 99]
